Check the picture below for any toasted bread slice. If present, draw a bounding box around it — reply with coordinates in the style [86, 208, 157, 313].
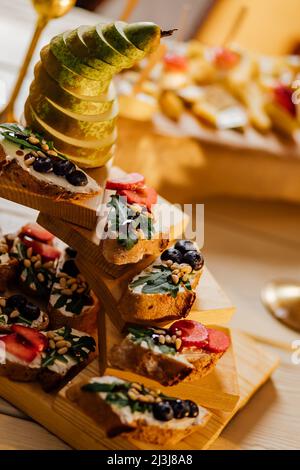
[67, 375, 210, 445]
[0, 295, 49, 332]
[118, 241, 204, 322]
[39, 326, 96, 392]
[109, 322, 228, 386]
[0, 125, 100, 201]
[48, 252, 99, 333]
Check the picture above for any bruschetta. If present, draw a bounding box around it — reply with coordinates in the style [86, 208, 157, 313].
[0, 294, 49, 332]
[67, 375, 210, 445]
[101, 173, 168, 265]
[118, 240, 204, 321]
[109, 320, 230, 386]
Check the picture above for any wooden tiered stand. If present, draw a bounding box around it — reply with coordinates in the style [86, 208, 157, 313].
[0, 166, 279, 450]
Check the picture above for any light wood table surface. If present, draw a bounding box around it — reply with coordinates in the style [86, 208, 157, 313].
[0, 0, 299, 451]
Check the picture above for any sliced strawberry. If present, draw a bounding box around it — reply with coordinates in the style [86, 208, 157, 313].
[273, 85, 296, 116]
[105, 173, 145, 190]
[164, 54, 188, 71]
[117, 186, 158, 212]
[213, 47, 240, 69]
[22, 237, 61, 261]
[21, 223, 54, 244]
[204, 328, 230, 353]
[1, 333, 37, 362]
[11, 325, 48, 352]
[169, 320, 208, 350]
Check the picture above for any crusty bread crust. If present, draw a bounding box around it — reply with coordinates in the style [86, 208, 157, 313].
[119, 270, 202, 322]
[109, 336, 223, 386]
[39, 360, 89, 392]
[0, 310, 49, 333]
[101, 237, 169, 265]
[0, 144, 98, 201]
[0, 259, 18, 291]
[67, 382, 210, 445]
[48, 291, 99, 334]
[0, 359, 39, 382]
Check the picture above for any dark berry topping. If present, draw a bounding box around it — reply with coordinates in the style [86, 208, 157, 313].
[32, 156, 53, 173]
[65, 246, 77, 259]
[66, 170, 88, 187]
[171, 399, 191, 419]
[53, 159, 76, 176]
[6, 294, 27, 310]
[161, 248, 183, 264]
[185, 400, 199, 418]
[182, 250, 204, 271]
[21, 302, 40, 321]
[62, 259, 80, 277]
[175, 240, 198, 253]
[152, 401, 174, 421]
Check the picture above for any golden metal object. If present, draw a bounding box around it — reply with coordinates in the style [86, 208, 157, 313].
[261, 279, 300, 332]
[0, 0, 76, 123]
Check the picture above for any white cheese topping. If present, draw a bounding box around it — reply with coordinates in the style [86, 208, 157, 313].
[0, 136, 100, 195]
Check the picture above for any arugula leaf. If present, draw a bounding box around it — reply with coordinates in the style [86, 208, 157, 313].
[82, 382, 123, 393]
[54, 295, 68, 310]
[127, 326, 154, 338]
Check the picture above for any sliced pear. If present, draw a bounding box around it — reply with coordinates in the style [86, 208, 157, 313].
[32, 63, 115, 116]
[50, 33, 116, 81]
[40, 47, 108, 96]
[101, 21, 145, 61]
[123, 22, 161, 54]
[81, 24, 132, 70]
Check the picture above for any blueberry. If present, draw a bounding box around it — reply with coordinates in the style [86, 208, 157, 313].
[62, 259, 80, 277]
[152, 401, 174, 421]
[171, 399, 191, 419]
[53, 159, 76, 176]
[33, 156, 53, 173]
[65, 246, 77, 259]
[185, 400, 199, 418]
[6, 294, 27, 311]
[66, 170, 88, 187]
[21, 302, 40, 321]
[175, 240, 197, 254]
[182, 250, 204, 271]
[161, 248, 183, 264]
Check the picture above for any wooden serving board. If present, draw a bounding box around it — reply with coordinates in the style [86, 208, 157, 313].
[98, 315, 240, 412]
[0, 165, 111, 230]
[0, 330, 279, 450]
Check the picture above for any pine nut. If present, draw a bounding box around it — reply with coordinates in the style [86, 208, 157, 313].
[77, 287, 85, 294]
[28, 135, 39, 145]
[47, 150, 58, 156]
[171, 335, 177, 342]
[41, 144, 49, 151]
[165, 260, 173, 267]
[31, 256, 37, 263]
[67, 277, 77, 286]
[158, 335, 165, 344]
[131, 382, 142, 391]
[49, 339, 56, 349]
[176, 330, 182, 336]
[37, 273, 45, 283]
[171, 274, 179, 284]
[47, 331, 56, 339]
[57, 347, 68, 355]
[128, 390, 138, 400]
[43, 261, 54, 269]
[36, 254, 42, 261]
[34, 260, 42, 269]
[182, 274, 189, 283]
[71, 283, 78, 292]
[0, 298, 6, 307]
[24, 156, 35, 166]
[172, 269, 179, 275]
[175, 338, 182, 350]
[57, 272, 68, 278]
[61, 288, 73, 296]
[165, 335, 172, 344]
[53, 335, 64, 341]
[56, 340, 69, 349]
[10, 310, 19, 318]
[24, 259, 31, 268]
[37, 151, 46, 158]
[29, 283, 37, 291]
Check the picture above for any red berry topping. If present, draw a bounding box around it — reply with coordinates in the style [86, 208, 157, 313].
[273, 85, 296, 116]
[117, 186, 158, 212]
[105, 173, 145, 190]
[22, 236, 61, 261]
[21, 223, 54, 244]
[0, 333, 37, 363]
[164, 54, 188, 72]
[11, 325, 48, 352]
[169, 320, 209, 350]
[204, 328, 230, 353]
[213, 47, 240, 69]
